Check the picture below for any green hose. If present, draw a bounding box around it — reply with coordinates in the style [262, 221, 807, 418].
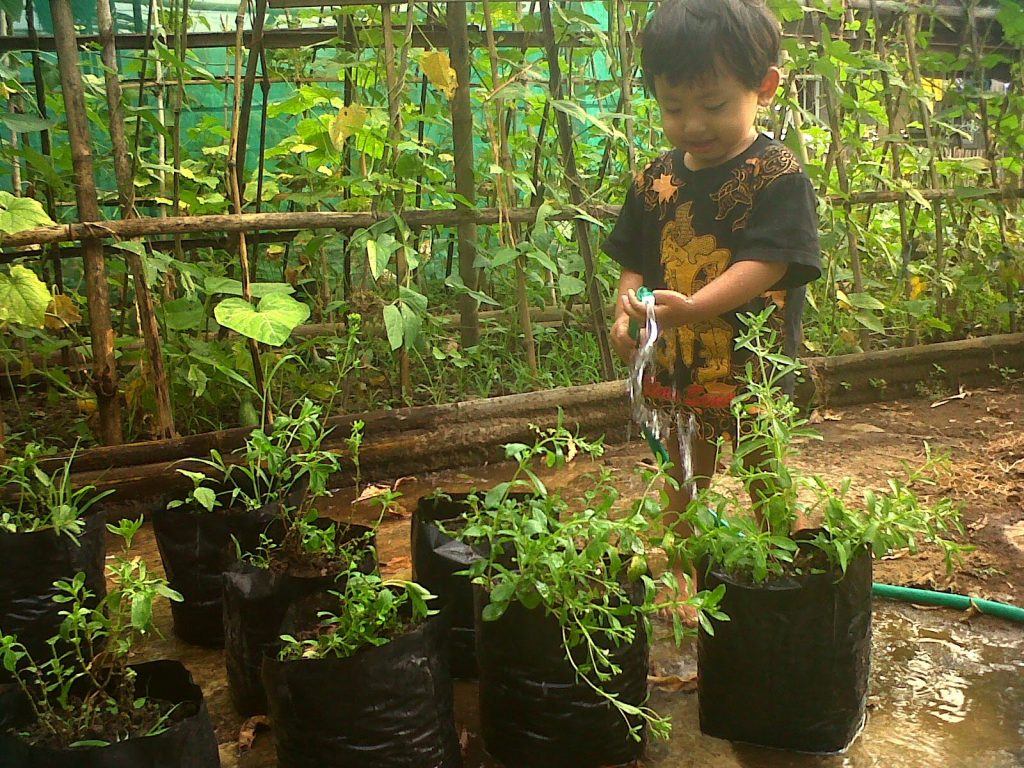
[872, 583, 1024, 623]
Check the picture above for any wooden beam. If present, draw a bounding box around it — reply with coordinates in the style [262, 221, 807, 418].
[4, 186, 1023, 249]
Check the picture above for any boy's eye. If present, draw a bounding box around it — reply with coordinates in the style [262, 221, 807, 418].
[705, 102, 727, 112]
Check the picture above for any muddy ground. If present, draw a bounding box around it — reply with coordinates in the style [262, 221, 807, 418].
[122, 384, 1023, 766]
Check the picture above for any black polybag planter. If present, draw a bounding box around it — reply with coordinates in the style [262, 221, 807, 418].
[222, 521, 377, 716]
[697, 542, 873, 754]
[262, 605, 462, 768]
[0, 659, 220, 768]
[412, 492, 532, 679]
[412, 493, 485, 679]
[152, 505, 279, 647]
[474, 587, 649, 768]
[0, 509, 107, 681]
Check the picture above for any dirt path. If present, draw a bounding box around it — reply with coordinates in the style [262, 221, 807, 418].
[122, 385, 1022, 764]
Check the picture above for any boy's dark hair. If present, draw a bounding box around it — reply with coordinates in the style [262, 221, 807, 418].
[641, 0, 781, 93]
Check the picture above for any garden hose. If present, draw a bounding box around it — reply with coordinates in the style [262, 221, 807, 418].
[870, 583, 1024, 623]
[627, 287, 672, 464]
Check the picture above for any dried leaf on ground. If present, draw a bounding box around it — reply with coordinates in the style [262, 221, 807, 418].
[354, 484, 391, 504]
[237, 715, 270, 753]
[647, 673, 698, 693]
[931, 387, 970, 408]
[809, 409, 843, 424]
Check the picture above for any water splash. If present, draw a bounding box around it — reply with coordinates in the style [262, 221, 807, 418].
[628, 296, 672, 446]
[675, 411, 697, 497]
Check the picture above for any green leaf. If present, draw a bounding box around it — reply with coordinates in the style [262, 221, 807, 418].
[204, 276, 295, 298]
[382, 303, 403, 350]
[0, 265, 51, 327]
[843, 292, 886, 311]
[130, 593, 153, 629]
[481, 601, 507, 622]
[0, 192, 56, 236]
[853, 310, 885, 334]
[193, 487, 217, 512]
[214, 294, 311, 346]
[558, 274, 586, 297]
[1, 113, 55, 133]
[0, 0, 22, 23]
[160, 297, 204, 331]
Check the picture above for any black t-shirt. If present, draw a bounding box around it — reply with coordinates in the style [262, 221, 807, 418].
[603, 135, 821, 408]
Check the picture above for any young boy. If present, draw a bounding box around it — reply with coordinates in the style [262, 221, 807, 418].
[603, 0, 822, 568]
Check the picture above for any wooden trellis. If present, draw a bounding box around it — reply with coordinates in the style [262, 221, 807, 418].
[0, 0, 1020, 446]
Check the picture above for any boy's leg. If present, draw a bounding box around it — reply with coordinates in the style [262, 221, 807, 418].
[660, 430, 718, 620]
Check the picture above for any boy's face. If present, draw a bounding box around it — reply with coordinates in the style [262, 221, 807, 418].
[653, 65, 780, 171]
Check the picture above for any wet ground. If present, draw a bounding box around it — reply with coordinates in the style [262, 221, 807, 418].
[121, 387, 1023, 767]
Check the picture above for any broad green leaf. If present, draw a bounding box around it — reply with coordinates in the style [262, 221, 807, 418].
[558, 274, 586, 297]
[382, 303, 403, 350]
[214, 294, 310, 346]
[0, 265, 50, 327]
[0, 192, 55, 236]
[853, 310, 884, 334]
[399, 285, 428, 315]
[0, 0, 22, 22]
[204, 276, 294, 298]
[1, 113, 55, 133]
[842, 292, 886, 311]
[400, 303, 422, 348]
[160, 297, 205, 331]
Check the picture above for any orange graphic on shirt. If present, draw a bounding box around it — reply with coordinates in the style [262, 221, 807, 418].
[657, 202, 734, 385]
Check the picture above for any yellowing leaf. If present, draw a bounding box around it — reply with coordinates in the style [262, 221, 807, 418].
[910, 276, 927, 300]
[328, 104, 368, 150]
[421, 50, 458, 99]
[45, 294, 81, 330]
[0, 265, 50, 327]
[289, 143, 317, 154]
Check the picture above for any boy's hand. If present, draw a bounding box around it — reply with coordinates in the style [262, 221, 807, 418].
[622, 288, 695, 330]
[610, 313, 636, 363]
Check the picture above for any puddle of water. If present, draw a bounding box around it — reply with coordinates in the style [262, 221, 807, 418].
[454, 604, 1024, 768]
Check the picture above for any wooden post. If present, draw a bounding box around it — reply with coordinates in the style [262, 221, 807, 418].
[96, 0, 176, 439]
[903, 6, 948, 321]
[539, 0, 615, 380]
[447, 1, 481, 348]
[482, 0, 537, 376]
[49, 0, 122, 444]
[228, 0, 269, 420]
[810, 10, 870, 351]
[382, 3, 413, 396]
[235, 0, 268, 194]
[615, 0, 636, 176]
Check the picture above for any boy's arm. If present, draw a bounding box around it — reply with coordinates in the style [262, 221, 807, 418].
[622, 260, 786, 329]
[611, 270, 644, 362]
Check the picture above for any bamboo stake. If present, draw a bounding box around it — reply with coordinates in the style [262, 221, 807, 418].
[447, 0, 481, 347]
[539, 0, 614, 380]
[382, 2, 412, 396]
[871, 3, 915, 344]
[96, 0, 176, 439]
[810, 10, 869, 350]
[482, 0, 536, 375]
[903, 5, 948, 321]
[615, 0, 636, 176]
[235, 0, 269, 194]
[228, 0, 269, 421]
[48, 0, 122, 444]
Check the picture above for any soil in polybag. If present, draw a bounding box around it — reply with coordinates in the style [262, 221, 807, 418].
[697, 539, 872, 754]
[222, 521, 377, 716]
[0, 509, 107, 683]
[474, 585, 649, 768]
[0, 659, 220, 768]
[263, 597, 462, 768]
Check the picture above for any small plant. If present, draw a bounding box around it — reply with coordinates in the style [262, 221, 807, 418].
[278, 571, 434, 661]
[345, 419, 364, 493]
[680, 308, 967, 584]
[453, 423, 725, 741]
[0, 443, 112, 538]
[169, 397, 340, 515]
[0, 517, 184, 748]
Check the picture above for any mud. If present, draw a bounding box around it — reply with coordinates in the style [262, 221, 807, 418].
[115, 386, 1022, 767]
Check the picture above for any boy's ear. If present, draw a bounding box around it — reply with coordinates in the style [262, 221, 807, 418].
[757, 67, 782, 107]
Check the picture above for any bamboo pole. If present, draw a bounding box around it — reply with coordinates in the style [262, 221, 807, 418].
[615, 0, 636, 176]
[539, 0, 615, 380]
[48, 0, 122, 444]
[96, 0, 176, 439]
[235, 0, 269, 194]
[447, 0, 481, 347]
[228, 0, 269, 421]
[810, 10, 869, 350]
[903, 5, 948, 321]
[482, 0, 537, 376]
[6, 186, 1024, 250]
[382, 2, 412, 396]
